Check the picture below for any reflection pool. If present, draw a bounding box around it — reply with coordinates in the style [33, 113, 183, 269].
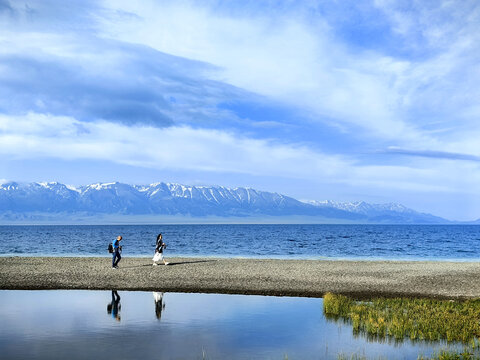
[0, 290, 463, 359]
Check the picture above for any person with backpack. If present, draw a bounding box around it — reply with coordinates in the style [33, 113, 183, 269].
[112, 235, 122, 269]
[152, 233, 169, 266]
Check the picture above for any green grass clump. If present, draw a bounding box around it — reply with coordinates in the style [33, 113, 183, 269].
[324, 293, 480, 344]
[418, 349, 480, 359]
[337, 349, 480, 360]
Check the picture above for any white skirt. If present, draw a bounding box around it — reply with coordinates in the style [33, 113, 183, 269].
[153, 292, 164, 302]
[152, 252, 164, 262]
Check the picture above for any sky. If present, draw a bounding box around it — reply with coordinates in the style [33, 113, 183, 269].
[0, 0, 480, 221]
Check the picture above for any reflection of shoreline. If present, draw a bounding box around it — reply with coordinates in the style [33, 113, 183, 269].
[153, 292, 165, 320]
[3, 256, 480, 299]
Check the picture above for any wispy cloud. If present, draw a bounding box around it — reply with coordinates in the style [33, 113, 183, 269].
[0, 112, 349, 179]
[93, 0, 480, 161]
[2, 113, 478, 196]
[383, 147, 480, 162]
[98, 0, 414, 140]
[0, 32, 253, 128]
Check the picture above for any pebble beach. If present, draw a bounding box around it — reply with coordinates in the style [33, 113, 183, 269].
[1, 256, 480, 299]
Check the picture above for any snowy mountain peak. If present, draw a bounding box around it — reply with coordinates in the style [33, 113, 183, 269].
[0, 181, 449, 223]
[303, 199, 416, 216]
[38, 181, 58, 187]
[0, 181, 20, 191]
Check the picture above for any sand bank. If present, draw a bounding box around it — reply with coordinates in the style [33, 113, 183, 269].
[1, 257, 480, 299]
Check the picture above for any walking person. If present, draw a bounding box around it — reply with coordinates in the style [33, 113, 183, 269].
[112, 235, 122, 269]
[152, 233, 169, 266]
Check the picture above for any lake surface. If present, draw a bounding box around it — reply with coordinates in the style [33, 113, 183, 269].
[0, 290, 465, 359]
[1, 224, 479, 260]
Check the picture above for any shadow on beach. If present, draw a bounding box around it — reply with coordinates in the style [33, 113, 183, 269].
[118, 259, 217, 269]
[166, 260, 217, 266]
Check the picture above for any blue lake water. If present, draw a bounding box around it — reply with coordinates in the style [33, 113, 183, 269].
[0, 290, 466, 360]
[0, 224, 479, 260]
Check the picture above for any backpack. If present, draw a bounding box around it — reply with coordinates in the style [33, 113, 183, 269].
[108, 243, 114, 253]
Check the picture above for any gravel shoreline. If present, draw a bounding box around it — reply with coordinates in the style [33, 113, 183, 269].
[1, 256, 480, 299]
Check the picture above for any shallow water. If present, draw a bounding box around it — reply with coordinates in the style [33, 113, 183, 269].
[1, 224, 480, 260]
[0, 290, 465, 359]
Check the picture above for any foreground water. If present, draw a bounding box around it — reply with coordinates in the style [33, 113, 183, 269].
[1, 224, 479, 260]
[0, 290, 465, 359]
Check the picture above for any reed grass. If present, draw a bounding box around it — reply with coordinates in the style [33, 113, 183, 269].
[418, 349, 480, 359]
[323, 293, 480, 345]
[337, 350, 480, 360]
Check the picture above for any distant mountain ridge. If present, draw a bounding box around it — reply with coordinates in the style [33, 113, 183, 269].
[0, 181, 450, 224]
[304, 200, 416, 216]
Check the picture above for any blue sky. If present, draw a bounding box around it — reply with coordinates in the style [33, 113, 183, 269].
[1, 0, 480, 220]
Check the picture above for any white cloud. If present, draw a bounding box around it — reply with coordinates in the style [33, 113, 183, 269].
[1, 112, 479, 200]
[96, 0, 480, 152]
[5, 0, 480, 153]
[97, 1, 415, 140]
[0, 112, 349, 179]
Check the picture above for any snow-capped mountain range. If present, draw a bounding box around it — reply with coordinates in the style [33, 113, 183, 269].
[0, 181, 449, 223]
[303, 200, 417, 216]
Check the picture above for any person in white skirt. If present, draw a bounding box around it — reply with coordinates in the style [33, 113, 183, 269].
[152, 233, 169, 266]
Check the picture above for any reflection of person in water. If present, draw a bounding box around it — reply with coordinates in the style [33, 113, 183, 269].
[107, 290, 121, 321]
[153, 292, 165, 320]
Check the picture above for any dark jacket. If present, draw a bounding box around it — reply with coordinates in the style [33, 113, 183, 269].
[155, 238, 165, 253]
